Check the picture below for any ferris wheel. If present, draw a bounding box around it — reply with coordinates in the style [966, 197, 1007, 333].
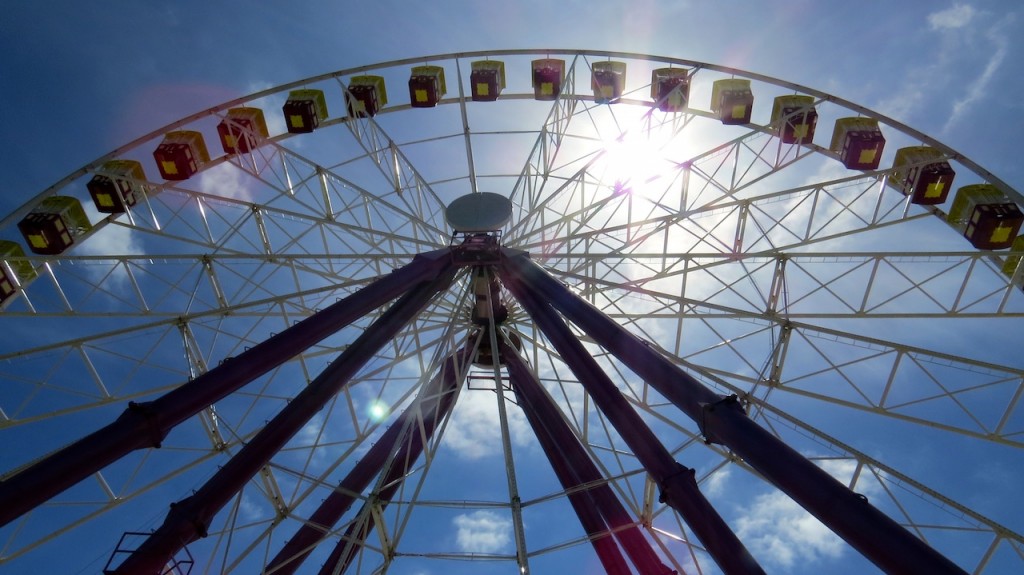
[1, 49, 1022, 574]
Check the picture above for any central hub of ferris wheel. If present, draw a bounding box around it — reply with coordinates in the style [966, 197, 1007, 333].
[444, 192, 513, 267]
[444, 191, 513, 238]
[445, 192, 520, 366]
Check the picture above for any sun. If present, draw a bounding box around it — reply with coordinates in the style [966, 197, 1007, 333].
[598, 127, 679, 196]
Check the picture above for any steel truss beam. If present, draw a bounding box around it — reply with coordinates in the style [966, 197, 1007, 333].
[536, 262, 1024, 448]
[342, 94, 447, 226]
[541, 251, 1024, 318]
[506, 55, 581, 239]
[0, 248, 453, 528]
[4, 249, 1018, 319]
[510, 170, 932, 258]
[498, 247, 968, 575]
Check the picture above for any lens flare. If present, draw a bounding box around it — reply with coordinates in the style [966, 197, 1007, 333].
[368, 401, 389, 422]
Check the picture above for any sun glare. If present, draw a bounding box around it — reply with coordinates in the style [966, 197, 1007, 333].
[598, 126, 682, 198]
[368, 400, 389, 422]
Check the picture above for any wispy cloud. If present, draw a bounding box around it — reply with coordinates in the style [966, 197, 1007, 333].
[239, 492, 268, 522]
[702, 466, 732, 498]
[927, 4, 976, 30]
[942, 16, 1011, 134]
[286, 411, 333, 465]
[452, 510, 512, 554]
[871, 3, 1012, 135]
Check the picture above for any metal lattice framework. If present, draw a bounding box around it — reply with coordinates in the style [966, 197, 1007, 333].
[1, 50, 1023, 574]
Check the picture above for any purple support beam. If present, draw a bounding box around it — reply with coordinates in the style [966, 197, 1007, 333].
[503, 343, 671, 575]
[501, 274, 763, 575]
[0, 248, 454, 528]
[498, 248, 969, 575]
[107, 262, 458, 574]
[268, 346, 472, 575]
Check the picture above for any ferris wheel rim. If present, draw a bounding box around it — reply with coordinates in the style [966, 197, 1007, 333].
[4, 48, 1021, 234]
[0, 48, 1021, 575]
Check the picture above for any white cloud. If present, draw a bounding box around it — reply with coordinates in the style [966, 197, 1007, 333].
[735, 490, 845, 569]
[442, 388, 532, 460]
[239, 493, 267, 522]
[819, 458, 879, 496]
[927, 4, 976, 30]
[452, 510, 512, 554]
[198, 162, 254, 202]
[702, 466, 732, 498]
[73, 204, 146, 291]
[734, 457, 877, 569]
[295, 411, 328, 446]
[874, 4, 1008, 135]
[78, 204, 145, 258]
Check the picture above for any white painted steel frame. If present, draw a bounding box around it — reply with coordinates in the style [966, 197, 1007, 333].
[1, 50, 1022, 574]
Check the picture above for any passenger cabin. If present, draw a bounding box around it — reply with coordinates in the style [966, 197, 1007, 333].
[0, 240, 37, 305]
[711, 79, 753, 125]
[532, 59, 565, 101]
[17, 196, 92, 255]
[771, 95, 818, 144]
[831, 118, 885, 170]
[87, 159, 146, 214]
[470, 60, 505, 102]
[346, 75, 388, 117]
[408, 65, 447, 108]
[283, 89, 328, 133]
[651, 68, 690, 112]
[891, 147, 956, 205]
[947, 184, 1023, 250]
[591, 61, 626, 104]
[154, 131, 210, 180]
[217, 107, 268, 154]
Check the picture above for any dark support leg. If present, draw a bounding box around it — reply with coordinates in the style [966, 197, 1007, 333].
[268, 345, 472, 575]
[501, 271, 764, 575]
[503, 343, 673, 575]
[0, 248, 454, 528]
[499, 248, 969, 575]
[108, 262, 458, 574]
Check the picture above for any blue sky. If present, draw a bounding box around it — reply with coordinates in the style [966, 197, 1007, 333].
[2, 2, 1024, 574]
[3, 1, 1023, 213]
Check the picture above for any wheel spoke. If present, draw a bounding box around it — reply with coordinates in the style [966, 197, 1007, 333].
[1, 50, 1021, 575]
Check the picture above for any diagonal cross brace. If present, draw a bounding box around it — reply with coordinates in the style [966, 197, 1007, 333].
[0, 248, 455, 528]
[106, 257, 458, 574]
